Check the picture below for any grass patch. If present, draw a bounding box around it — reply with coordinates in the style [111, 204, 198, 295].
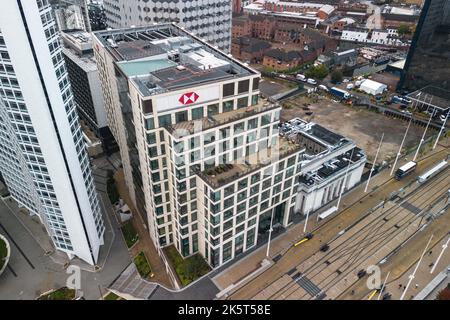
[120, 221, 139, 248]
[164, 246, 211, 287]
[0, 237, 7, 270]
[106, 170, 120, 204]
[38, 287, 75, 300]
[104, 292, 120, 300]
[133, 251, 153, 279]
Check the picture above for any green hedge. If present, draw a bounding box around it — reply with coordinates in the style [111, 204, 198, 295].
[134, 251, 153, 279]
[165, 246, 211, 287]
[106, 170, 120, 204]
[38, 287, 75, 300]
[0, 238, 7, 270]
[120, 221, 139, 248]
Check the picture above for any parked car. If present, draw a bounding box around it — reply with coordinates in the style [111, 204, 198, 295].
[307, 78, 317, 85]
[318, 84, 328, 91]
[296, 74, 306, 81]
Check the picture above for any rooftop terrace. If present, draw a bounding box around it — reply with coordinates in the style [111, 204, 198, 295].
[198, 136, 302, 189]
[167, 100, 280, 136]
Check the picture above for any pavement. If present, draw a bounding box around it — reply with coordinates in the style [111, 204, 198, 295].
[112, 169, 173, 289]
[0, 154, 131, 300]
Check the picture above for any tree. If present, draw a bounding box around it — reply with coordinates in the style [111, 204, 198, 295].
[306, 64, 329, 80]
[398, 24, 411, 36]
[331, 70, 344, 84]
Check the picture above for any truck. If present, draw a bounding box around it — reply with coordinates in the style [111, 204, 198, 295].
[330, 87, 351, 99]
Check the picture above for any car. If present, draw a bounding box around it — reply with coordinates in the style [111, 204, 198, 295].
[357, 269, 367, 278]
[320, 244, 330, 252]
[318, 84, 328, 91]
[382, 293, 392, 300]
[343, 78, 350, 83]
[279, 74, 287, 79]
[296, 74, 306, 81]
[307, 78, 317, 85]
[439, 114, 447, 122]
[305, 233, 314, 240]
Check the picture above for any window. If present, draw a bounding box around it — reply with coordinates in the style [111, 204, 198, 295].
[238, 178, 248, 190]
[145, 118, 155, 130]
[252, 94, 259, 106]
[248, 118, 258, 130]
[234, 122, 244, 133]
[192, 107, 203, 120]
[158, 114, 172, 127]
[252, 77, 260, 90]
[237, 97, 248, 109]
[207, 104, 219, 116]
[238, 79, 249, 94]
[223, 82, 235, 97]
[142, 99, 153, 114]
[147, 132, 156, 145]
[175, 110, 188, 123]
[261, 114, 271, 126]
[204, 132, 215, 145]
[223, 100, 234, 112]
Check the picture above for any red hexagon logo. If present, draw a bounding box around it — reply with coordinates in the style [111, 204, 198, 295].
[179, 92, 199, 105]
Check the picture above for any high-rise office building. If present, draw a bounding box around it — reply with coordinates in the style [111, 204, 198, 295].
[93, 24, 365, 268]
[61, 30, 116, 154]
[0, 0, 104, 265]
[400, 0, 450, 92]
[103, 0, 232, 52]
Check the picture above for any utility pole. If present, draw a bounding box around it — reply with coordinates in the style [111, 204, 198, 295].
[433, 110, 449, 150]
[413, 110, 433, 162]
[365, 133, 384, 193]
[337, 148, 355, 209]
[391, 116, 412, 176]
[266, 209, 275, 258]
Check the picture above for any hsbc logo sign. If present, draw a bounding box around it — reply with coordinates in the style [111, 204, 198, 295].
[178, 92, 199, 105]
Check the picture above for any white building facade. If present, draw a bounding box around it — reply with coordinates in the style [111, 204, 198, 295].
[93, 24, 366, 268]
[0, 0, 104, 265]
[103, 0, 232, 52]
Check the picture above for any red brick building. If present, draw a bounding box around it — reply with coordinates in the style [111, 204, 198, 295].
[231, 37, 272, 63]
[263, 49, 303, 71]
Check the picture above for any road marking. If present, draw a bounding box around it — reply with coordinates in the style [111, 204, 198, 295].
[400, 234, 433, 300]
[368, 290, 377, 300]
[294, 238, 309, 247]
[430, 235, 450, 274]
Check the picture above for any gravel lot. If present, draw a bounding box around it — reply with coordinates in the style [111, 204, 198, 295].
[281, 94, 436, 162]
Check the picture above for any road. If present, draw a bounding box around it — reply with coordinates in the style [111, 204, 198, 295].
[363, 1, 382, 29]
[228, 148, 450, 300]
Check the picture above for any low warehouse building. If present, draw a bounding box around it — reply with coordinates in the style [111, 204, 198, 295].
[360, 79, 388, 96]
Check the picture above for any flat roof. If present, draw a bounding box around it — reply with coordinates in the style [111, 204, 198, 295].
[94, 24, 256, 96]
[281, 118, 348, 149]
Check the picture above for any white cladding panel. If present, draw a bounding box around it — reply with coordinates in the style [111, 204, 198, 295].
[156, 85, 220, 112]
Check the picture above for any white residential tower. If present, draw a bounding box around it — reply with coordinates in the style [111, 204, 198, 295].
[0, 0, 104, 265]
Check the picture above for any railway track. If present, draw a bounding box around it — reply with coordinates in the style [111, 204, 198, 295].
[250, 167, 450, 300]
